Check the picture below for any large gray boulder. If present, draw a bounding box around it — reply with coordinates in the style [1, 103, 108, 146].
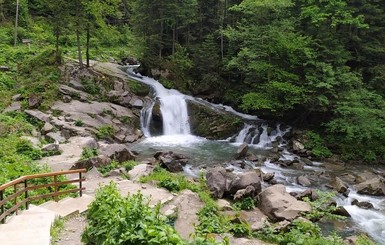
[355, 177, 385, 196]
[206, 167, 233, 198]
[236, 143, 249, 159]
[98, 143, 136, 163]
[154, 151, 189, 173]
[71, 155, 111, 170]
[258, 184, 311, 221]
[330, 177, 349, 194]
[228, 171, 262, 196]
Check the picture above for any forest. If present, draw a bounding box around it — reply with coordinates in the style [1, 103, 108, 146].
[1, 0, 385, 163]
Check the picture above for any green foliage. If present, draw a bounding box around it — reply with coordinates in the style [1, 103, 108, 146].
[95, 125, 115, 140]
[80, 147, 98, 160]
[50, 217, 66, 245]
[232, 197, 256, 211]
[256, 220, 345, 245]
[15, 139, 42, 160]
[303, 191, 344, 222]
[140, 166, 201, 193]
[98, 160, 119, 176]
[74, 119, 84, 127]
[81, 78, 100, 95]
[304, 131, 332, 159]
[355, 235, 379, 245]
[123, 160, 137, 172]
[82, 182, 185, 245]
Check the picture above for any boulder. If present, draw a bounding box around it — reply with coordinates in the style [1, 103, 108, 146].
[129, 97, 144, 108]
[356, 171, 378, 184]
[238, 209, 269, 232]
[333, 206, 351, 217]
[351, 199, 374, 209]
[167, 190, 204, 240]
[330, 177, 349, 194]
[292, 140, 305, 152]
[355, 177, 385, 196]
[297, 175, 311, 187]
[41, 143, 59, 152]
[155, 151, 189, 173]
[217, 199, 232, 211]
[206, 166, 233, 198]
[28, 94, 43, 108]
[98, 143, 136, 163]
[228, 171, 262, 196]
[25, 110, 50, 122]
[236, 143, 249, 159]
[295, 189, 319, 201]
[262, 172, 275, 182]
[258, 184, 311, 221]
[62, 95, 72, 103]
[41, 122, 54, 135]
[234, 186, 256, 201]
[71, 155, 111, 170]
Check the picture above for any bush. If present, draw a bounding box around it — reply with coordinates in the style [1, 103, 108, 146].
[95, 125, 115, 140]
[304, 131, 332, 159]
[232, 197, 256, 211]
[80, 147, 98, 160]
[82, 182, 185, 245]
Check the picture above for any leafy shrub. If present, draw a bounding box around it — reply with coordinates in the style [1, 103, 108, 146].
[74, 119, 84, 127]
[232, 197, 256, 211]
[95, 125, 115, 140]
[123, 160, 137, 172]
[15, 139, 42, 160]
[98, 160, 119, 176]
[304, 131, 332, 159]
[303, 191, 344, 222]
[80, 147, 98, 160]
[82, 182, 185, 245]
[81, 78, 100, 95]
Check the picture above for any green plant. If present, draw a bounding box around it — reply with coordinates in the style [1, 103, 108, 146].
[304, 131, 332, 159]
[232, 197, 256, 211]
[98, 160, 119, 176]
[15, 139, 42, 160]
[123, 160, 137, 172]
[81, 78, 100, 95]
[50, 217, 66, 244]
[80, 147, 98, 160]
[82, 182, 185, 245]
[303, 191, 345, 222]
[95, 125, 115, 140]
[74, 119, 84, 127]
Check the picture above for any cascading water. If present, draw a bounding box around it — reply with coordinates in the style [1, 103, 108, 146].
[126, 66, 385, 244]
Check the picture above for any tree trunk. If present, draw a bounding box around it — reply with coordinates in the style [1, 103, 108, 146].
[76, 28, 83, 67]
[172, 27, 176, 55]
[86, 24, 90, 67]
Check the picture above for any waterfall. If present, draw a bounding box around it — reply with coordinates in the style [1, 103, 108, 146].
[234, 123, 290, 148]
[126, 69, 191, 136]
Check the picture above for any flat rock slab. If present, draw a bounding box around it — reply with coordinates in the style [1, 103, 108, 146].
[38, 136, 96, 172]
[117, 180, 174, 207]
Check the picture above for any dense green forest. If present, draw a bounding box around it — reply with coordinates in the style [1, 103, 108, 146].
[1, 0, 385, 163]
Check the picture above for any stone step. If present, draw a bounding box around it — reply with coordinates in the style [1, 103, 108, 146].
[0, 206, 57, 245]
[39, 194, 93, 217]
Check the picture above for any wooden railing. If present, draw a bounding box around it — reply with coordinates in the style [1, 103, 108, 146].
[0, 169, 86, 224]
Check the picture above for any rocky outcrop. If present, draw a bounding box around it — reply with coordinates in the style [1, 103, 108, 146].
[355, 177, 385, 196]
[98, 143, 136, 163]
[206, 167, 262, 199]
[258, 184, 311, 221]
[187, 100, 243, 140]
[71, 155, 111, 170]
[128, 164, 155, 181]
[236, 143, 249, 159]
[28, 94, 43, 108]
[25, 110, 50, 122]
[154, 151, 189, 173]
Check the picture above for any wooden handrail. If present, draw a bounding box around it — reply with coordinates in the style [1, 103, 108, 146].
[0, 169, 87, 224]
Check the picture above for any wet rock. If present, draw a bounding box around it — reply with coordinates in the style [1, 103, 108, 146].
[41, 122, 54, 135]
[262, 172, 275, 182]
[98, 143, 136, 163]
[236, 143, 249, 159]
[297, 175, 311, 187]
[291, 161, 305, 170]
[330, 177, 349, 194]
[295, 189, 319, 201]
[339, 173, 356, 185]
[355, 177, 385, 196]
[129, 97, 144, 108]
[247, 154, 259, 162]
[258, 184, 311, 221]
[41, 143, 59, 152]
[155, 151, 189, 173]
[292, 140, 305, 152]
[356, 171, 379, 184]
[301, 158, 313, 166]
[351, 199, 374, 209]
[333, 206, 351, 217]
[28, 94, 43, 108]
[25, 110, 50, 122]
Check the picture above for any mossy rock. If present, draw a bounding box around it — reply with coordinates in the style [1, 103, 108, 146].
[127, 79, 150, 96]
[187, 100, 243, 140]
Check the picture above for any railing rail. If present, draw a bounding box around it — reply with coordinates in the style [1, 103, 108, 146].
[0, 169, 86, 224]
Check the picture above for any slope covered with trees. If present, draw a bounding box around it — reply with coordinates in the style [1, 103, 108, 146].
[1, 0, 385, 162]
